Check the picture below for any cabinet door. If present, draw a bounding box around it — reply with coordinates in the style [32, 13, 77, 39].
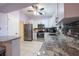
[12, 39, 20, 56]
[7, 11, 19, 36]
[0, 13, 8, 36]
[64, 3, 79, 18]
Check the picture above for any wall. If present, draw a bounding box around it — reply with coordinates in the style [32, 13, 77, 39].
[25, 16, 56, 40]
[19, 12, 26, 42]
[50, 15, 57, 27]
[0, 13, 8, 36]
[25, 17, 54, 28]
[19, 21, 24, 43]
[32, 19, 49, 28]
[20, 12, 28, 24]
[32, 17, 52, 40]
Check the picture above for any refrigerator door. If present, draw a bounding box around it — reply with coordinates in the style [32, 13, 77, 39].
[24, 24, 33, 41]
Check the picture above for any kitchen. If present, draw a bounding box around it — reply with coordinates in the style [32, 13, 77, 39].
[0, 3, 35, 56]
[20, 3, 58, 41]
[20, 3, 64, 55]
[20, 3, 79, 56]
[0, 3, 79, 56]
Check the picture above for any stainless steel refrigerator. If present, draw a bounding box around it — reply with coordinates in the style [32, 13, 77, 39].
[24, 24, 33, 41]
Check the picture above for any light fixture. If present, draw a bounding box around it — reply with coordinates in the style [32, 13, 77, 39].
[34, 11, 37, 15]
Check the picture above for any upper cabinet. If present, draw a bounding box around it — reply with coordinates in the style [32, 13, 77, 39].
[0, 13, 8, 36]
[64, 3, 79, 18]
[7, 11, 20, 36]
[56, 3, 79, 24]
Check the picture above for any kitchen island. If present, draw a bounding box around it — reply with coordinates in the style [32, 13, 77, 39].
[38, 33, 79, 56]
[0, 36, 20, 56]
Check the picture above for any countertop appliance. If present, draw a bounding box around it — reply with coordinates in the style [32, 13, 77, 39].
[37, 24, 45, 38]
[48, 27, 57, 35]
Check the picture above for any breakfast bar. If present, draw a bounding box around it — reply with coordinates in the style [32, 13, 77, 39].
[0, 36, 20, 56]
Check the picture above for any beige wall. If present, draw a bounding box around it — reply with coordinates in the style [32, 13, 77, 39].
[19, 21, 24, 42]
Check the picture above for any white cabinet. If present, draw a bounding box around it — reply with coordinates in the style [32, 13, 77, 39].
[64, 3, 79, 18]
[0, 38, 20, 56]
[0, 13, 8, 36]
[7, 11, 20, 36]
[12, 39, 20, 56]
[0, 11, 20, 36]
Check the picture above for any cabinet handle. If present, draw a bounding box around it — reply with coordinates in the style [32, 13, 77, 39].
[15, 33, 18, 34]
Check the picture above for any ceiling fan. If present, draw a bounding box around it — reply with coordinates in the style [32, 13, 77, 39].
[27, 5, 45, 15]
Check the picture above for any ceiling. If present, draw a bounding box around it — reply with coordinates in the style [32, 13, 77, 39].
[0, 3, 57, 19]
[0, 3, 36, 13]
[21, 3, 57, 17]
[0, 3, 57, 17]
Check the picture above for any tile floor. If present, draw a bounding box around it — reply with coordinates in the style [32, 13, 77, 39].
[20, 33, 79, 56]
[20, 41, 43, 56]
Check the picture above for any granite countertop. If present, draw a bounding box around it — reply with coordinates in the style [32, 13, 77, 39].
[0, 36, 20, 42]
[38, 34, 79, 56]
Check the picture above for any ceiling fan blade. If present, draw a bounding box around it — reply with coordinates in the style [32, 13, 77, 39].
[39, 12, 43, 15]
[32, 5, 34, 8]
[27, 10, 33, 12]
[32, 5, 38, 10]
[40, 8, 44, 10]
